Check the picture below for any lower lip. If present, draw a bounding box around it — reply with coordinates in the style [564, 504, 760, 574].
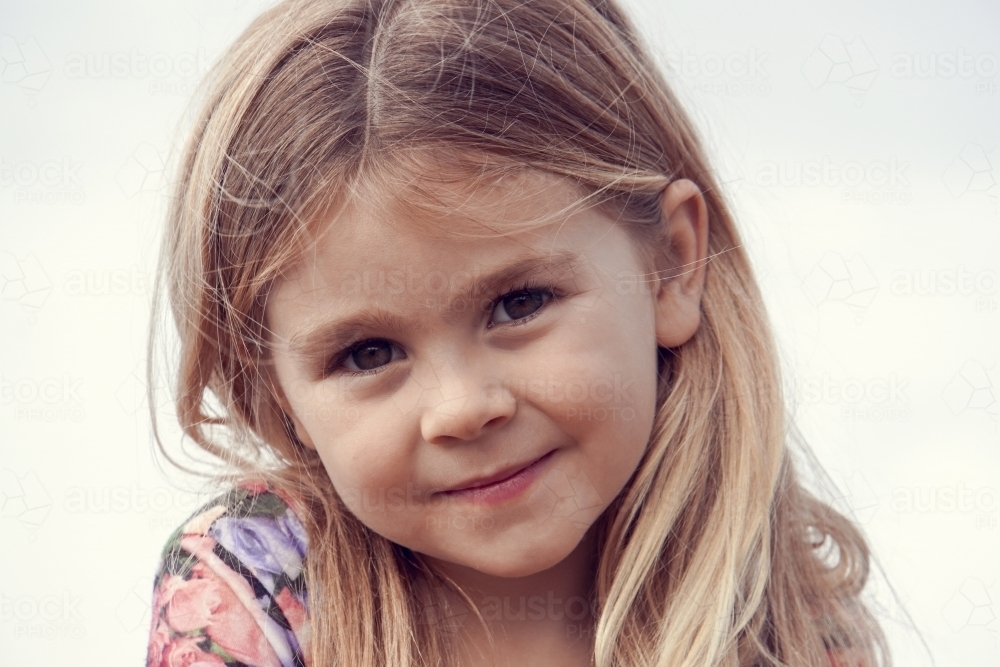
[441, 450, 557, 505]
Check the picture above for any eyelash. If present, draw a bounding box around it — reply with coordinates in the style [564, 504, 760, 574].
[322, 280, 560, 378]
[484, 279, 557, 329]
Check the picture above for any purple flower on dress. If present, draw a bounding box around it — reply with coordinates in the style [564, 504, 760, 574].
[209, 512, 308, 582]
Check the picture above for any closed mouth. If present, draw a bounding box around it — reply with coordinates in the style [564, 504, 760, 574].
[439, 449, 556, 494]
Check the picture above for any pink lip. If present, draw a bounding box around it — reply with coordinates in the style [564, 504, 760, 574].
[438, 450, 557, 505]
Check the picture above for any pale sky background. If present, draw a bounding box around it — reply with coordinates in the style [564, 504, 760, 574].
[1, 1, 997, 665]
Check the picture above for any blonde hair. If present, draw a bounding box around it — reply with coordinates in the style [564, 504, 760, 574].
[149, 0, 889, 665]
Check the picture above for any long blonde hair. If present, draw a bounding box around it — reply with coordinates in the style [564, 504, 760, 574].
[149, 0, 889, 664]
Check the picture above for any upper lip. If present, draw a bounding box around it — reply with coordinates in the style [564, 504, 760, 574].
[438, 450, 553, 494]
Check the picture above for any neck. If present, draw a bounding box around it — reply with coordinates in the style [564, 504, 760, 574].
[418, 525, 600, 667]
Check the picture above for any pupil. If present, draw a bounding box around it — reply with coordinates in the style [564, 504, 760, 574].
[352, 341, 392, 370]
[503, 290, 544, 319]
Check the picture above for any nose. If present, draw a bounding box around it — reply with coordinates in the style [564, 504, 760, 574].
[418, 357, 517, 444]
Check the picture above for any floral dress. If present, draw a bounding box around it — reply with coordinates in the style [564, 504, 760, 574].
[146, 481, 864, 667]
[146, 481, 310, 667]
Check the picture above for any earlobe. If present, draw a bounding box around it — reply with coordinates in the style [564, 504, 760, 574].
[652, 179, 709, 349]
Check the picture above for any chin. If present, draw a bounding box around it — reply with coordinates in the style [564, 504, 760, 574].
[463, 538, 582, 579]
[467, 558, 559, 579]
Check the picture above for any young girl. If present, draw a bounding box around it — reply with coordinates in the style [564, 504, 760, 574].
[146, 0, 889, 665]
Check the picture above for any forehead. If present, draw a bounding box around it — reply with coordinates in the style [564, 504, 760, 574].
[280, 168, 595, 285]
[360, 162, 591, 239]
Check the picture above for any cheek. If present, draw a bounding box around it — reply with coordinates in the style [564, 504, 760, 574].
[543, 291, 659, 423]
[313, 437, 420, 542]
[294, 397, 413, 512]
[553, 293, 660, 485]
[320, 445, 430, 548]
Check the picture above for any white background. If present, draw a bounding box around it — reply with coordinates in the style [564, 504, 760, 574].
[1, 1, 997, 665]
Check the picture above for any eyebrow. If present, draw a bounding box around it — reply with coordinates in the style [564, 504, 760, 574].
[285, 250, 585, 366]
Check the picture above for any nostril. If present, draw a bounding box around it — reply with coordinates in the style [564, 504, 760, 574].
[483, 415, 508, 430]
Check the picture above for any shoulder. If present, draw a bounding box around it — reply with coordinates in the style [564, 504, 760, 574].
[147, 480, 311, 667]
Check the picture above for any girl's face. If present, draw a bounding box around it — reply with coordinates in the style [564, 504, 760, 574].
[266, 170, 705, 578]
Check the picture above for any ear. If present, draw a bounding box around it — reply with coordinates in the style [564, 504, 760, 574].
[652, 179, 709, 348]
[263, 358, 317, 451]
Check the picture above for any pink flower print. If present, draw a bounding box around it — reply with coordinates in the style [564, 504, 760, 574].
[275, 587, 310, 664]
[188, 560, 282, 667]
[147, 620, 172, 667]
[165, 576, 222, 633]
[160, 637, 226, 667]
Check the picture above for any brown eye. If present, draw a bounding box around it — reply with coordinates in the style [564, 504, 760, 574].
[490, 288, 552, 325]
[344, 339, 399, 372]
